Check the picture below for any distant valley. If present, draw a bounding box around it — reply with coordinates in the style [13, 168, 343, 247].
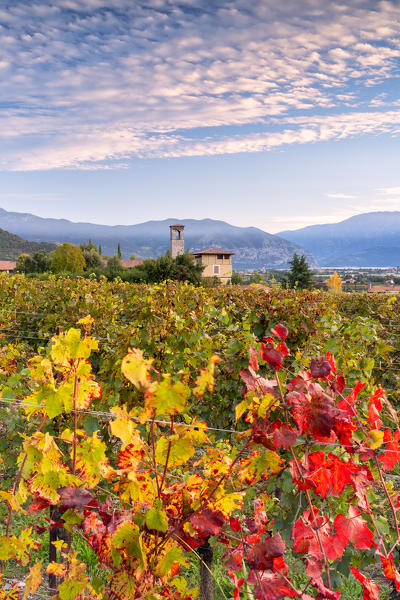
[279, 211, 400, 267]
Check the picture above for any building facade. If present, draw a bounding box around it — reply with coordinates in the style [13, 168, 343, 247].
[192, 248, 234, 284]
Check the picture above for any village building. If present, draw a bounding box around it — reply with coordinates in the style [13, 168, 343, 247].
[0, 261, 16, 273]
[192, 248, 234, 284]
[120, 258, 144, 268]
[169, 224, 234, 284]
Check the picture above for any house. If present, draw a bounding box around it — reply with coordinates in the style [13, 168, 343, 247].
[192, 248, 234, 284]
[368, 284, 400, 293]
[0, 261, 16, 273]
[120, 259, 144, 268]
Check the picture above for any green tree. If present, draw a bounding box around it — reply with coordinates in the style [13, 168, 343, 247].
[287, 253, 313, 289]
[106, 254, 122, 279]
[231, 272, 242, 284]
[80, 242, 102, 271]
[51, 243, 86, 274]
[16, 250, 51, 273]
[128, 251, 204, 285]
[98, 244, 102, 255]
[16, 253, 34, 273]
[117, 243, 122, 259]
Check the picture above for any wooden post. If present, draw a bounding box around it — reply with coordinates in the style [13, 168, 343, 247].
[198, 537, 213, 600]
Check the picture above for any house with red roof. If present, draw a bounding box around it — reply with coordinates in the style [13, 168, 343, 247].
[192, 248, 234, 284]
[0, 261, 16, 273]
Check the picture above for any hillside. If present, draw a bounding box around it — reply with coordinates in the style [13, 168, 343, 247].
[279, 211, 400, 267]
[0, 228, 55, 261]
[0, 209, 316, 269]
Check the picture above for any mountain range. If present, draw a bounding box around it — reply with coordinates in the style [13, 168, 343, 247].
[2, 207, 400, 268]
[279, 211, 400, 267]
[0, 208, 315, 269]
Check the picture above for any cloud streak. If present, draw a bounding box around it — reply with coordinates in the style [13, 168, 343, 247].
[1, 0, 400, 170]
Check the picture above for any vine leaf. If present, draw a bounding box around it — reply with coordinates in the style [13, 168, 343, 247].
[58, 486, 93, 508]
[155, 435, 194, 467]
[349, 566, 380, 600]
[190, 508, 225, 536]
[333, 506, 374, 550]
[145, 499, 169, 533]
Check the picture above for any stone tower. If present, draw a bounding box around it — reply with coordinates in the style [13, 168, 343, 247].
[170, 224, 184, 258]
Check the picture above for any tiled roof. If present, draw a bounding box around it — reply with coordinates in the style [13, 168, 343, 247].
[120, 259, 144, 268]
[0, 261, 16, 271]
[192, 248, 235, 255]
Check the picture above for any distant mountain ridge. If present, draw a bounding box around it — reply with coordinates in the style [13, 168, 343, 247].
[0, 227, 55, 261]
[279, 211, 400, 267]
[0, 208, 315, 270]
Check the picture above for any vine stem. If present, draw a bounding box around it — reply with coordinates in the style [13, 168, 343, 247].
[72, 359, 81, 475]
[339, 390, 400, 556]
[150, 414, 160, 498]
[275, 371, 332, 590]
[155, 435, 251, 554]
[374, 455, 400, 555]
[159, 415, 174, 495]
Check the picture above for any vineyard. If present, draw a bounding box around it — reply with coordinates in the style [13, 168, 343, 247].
[1, 275, 400, 600]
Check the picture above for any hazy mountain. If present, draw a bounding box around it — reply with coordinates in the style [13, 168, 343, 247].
[0, 208, 316, 269]
[279, 212, 400, 267]
[0, 227, 55, 261]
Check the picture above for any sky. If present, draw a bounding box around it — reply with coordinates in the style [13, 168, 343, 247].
[1, 0, 400, 233]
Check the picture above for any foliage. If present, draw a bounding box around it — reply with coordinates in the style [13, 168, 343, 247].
[231, 272, 242, 285]
[288, 253, 313, 289]
[327, 272, 343, 293]
[51, 243, 86, 274]
[1, 306, 400, 598]
[128, 251, 204, 285]
[16, 250, 52, 274]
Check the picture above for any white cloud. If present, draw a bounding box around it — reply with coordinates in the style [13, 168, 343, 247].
[2, 0, 400, 169]
[326, 193, 359, 199]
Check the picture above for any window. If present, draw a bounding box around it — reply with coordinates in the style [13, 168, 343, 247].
[224, 254, 230, 260]
[217, 254, 223, 260]
[213, 265, 220, 275]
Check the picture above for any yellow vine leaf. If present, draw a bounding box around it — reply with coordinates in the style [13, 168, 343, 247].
[193, 355, 221, 397]
[23, 561, 42, 600]
[78, 315, 94, 327]
[121, 348, 153, 388]
[47, 562, 67, 577]
[366, 429, 384, 450]
[150, 375, 189, 416]
[155, 435, 194, 467]
[110, 406, 137, 447]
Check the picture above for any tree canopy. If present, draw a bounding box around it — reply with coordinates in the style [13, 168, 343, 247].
[51, 243, 86, 274]
[287, 253, 313, 289]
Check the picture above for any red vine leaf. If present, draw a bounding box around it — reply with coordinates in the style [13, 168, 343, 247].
[333, 506, 374, 550]
[247, 571, 297, 599]
[190, 508, 225, 537]
[58, 486, 94, 508]
[245, 533, 285, 570]
[310, 357, 331, 379]
[270, 324, 288, 340]
[260, 343, 283, 370]
[349, 567, 380, 600]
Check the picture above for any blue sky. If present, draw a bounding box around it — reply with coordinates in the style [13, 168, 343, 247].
[1, 0, 400, 232]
